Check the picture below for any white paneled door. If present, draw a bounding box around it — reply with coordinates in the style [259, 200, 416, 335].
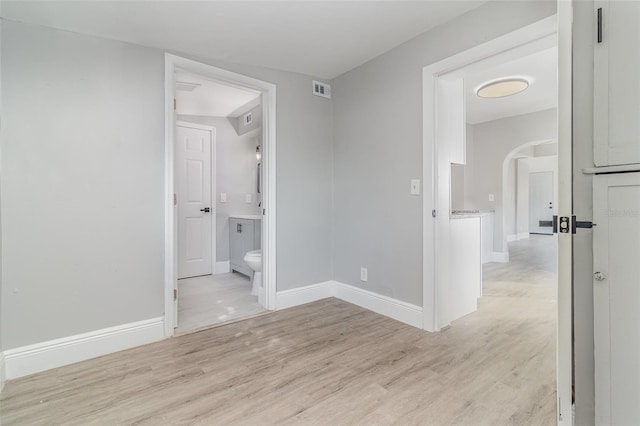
[593, 172, 640, 425]
[529, 171, 554, 235]
[176, 122, 214, 279]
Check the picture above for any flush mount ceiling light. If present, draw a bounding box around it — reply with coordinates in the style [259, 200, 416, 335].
[175, 81, 201, 92]
[476, 78, 529, 99]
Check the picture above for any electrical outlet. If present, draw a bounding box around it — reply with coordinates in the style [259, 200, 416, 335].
[245, 194, 252, 203]
[410, 179, 420, 195]
[220, 193, 227, 203]
[360, 267, 368, 282]
[489, 193, 495, 202]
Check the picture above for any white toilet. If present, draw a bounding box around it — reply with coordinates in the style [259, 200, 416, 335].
[243, 249, 262, 296]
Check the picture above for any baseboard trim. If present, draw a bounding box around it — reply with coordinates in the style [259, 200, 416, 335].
[517, 232, 530, 240]
[506, 234, 517, 243]
[4, 317, 165, 380]
[275, 281, 334, 310]
[334, 282, 423, 329]
[0, 351, 6, 392]
[492, 251, 509, 263]
[215, 261, 230, 274]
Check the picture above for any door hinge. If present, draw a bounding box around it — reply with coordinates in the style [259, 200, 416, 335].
[597, 7, 603, 43]
[173, 98, 177, 110]
[173, 289, 178, 301]
[173, 193, 177, 206]
[553, 215, 596, 234]
[432, 209, 436, 218]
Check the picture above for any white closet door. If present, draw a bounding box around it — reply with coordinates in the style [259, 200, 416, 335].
[594, 0, 640, 166]
[593, 172, 640, 425]
[176, 123, 213, 279]
[529, 171, 554, 235]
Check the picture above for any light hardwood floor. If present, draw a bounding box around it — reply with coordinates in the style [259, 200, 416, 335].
[0, 236, 557, 425]
[176, 272, 266, 334]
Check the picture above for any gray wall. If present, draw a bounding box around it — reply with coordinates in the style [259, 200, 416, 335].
[573, 0, 596, 423]
[332, 1, 557, 305]
[177, 115, 260, 263]
[234, 104, 262, 136]
[465, 108, 557, 253]
[1, 20, 333, 349]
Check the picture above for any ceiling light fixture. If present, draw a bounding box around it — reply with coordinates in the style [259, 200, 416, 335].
[476, 77, 529, 99]
[175, 81, 201, 92]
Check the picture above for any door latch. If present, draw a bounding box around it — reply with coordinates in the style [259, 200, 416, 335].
[200, 207, 211, 213]
[553, 216, 596, 234]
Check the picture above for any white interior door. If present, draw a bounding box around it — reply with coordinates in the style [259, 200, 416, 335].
[176, 122, 214, 279]
[593, 172, 640, 425]
[529, 171, 554, 234]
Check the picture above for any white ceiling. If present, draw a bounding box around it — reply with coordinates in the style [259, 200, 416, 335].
[1, 1, 487, 79]
[175, 70, 260, 117]
[465, 47, 558, 124]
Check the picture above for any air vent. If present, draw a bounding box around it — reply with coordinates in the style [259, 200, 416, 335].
[312, 80, 331, 99]
[243, 112, 252, 126]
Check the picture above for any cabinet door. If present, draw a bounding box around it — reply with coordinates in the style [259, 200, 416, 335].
[594, 1, 640, 166]
[593, 173, 640, 425]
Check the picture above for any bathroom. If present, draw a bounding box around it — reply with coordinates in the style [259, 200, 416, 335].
[174, 69, 265, 333]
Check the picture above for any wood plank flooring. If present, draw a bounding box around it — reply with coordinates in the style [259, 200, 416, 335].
[0, 236, 557, 425]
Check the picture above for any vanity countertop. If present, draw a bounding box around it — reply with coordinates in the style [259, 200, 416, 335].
[450, 209, 494, 219]
[229, 214, 262, 220]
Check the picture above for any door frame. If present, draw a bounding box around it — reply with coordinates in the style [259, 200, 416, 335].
[175, 120, 217, 279]
[164, 54, 277, 336]
[422, 10, 573, 425]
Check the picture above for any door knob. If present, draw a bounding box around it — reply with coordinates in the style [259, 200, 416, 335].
[200, 207, 211, 213]
[594, 271, 606, 281]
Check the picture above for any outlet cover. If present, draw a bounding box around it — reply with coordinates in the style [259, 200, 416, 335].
[489, 193, 495, 202]
[245, 194, 252, 203]
[360, 267, 368, 282]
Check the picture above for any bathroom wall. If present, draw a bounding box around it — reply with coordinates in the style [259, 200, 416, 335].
[1, 19, 333, 350]
[177, 114, 260, 263]
[233, 103, 262, 136]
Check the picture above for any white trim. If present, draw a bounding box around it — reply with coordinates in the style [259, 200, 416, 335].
[492, 251, 509, 263]
[275, 281, 334, 310]
[276, 281, 423, 329]
[334, 282, 423, 329]
[215, 260, 230, 274]
[165, 54, 277, 337]
[0, 352, 6, 392]
[517, 232, 530, 240]
[3, 318, 164, 380]
[422, 15, 557, 332]
[506, 234, 518, 243]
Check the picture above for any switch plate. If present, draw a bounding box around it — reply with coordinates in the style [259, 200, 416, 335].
[489, 193, 495, 202]
[410, 179, 420, 195]
[220, 193, 227, 203]
[360, 267, 368, 282]
[245, 194, 252, 203]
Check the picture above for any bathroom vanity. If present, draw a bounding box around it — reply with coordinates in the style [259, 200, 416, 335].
[229, 215, 261, 276]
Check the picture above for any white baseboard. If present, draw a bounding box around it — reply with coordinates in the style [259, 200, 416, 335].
[492, 251, 509, 263]
[215, 261, 230, 274]
[275, 281, 334, 310]
[507, 234, 517, 243]
[517, 232, 530, 240]
[334, 282, 423, 329]
[4, 317, 165, 380]
[0, 351, 5, 392]
[277, 281, 423, 329]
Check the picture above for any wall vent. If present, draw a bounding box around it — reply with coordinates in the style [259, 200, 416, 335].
[243, 112, 252, 126]
[312, 80, 331, 99]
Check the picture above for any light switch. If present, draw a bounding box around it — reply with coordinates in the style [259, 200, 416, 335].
[489, 193, 495, 202]
[245, 194, 252, 203]
[220, 193, 227, 203]
[410, 179, 420, 195]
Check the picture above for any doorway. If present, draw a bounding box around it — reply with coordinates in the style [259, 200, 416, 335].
[164, 54, 277, 336]
[422, 11, 573, 425]
[529, 171, 554, 235]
